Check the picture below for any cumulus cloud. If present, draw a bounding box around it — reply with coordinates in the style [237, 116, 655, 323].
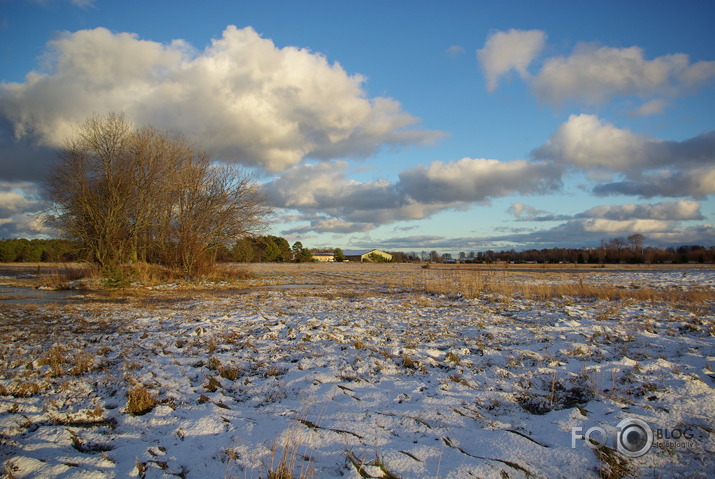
[399, 157, 560, 203]
[532, 114, 666, 171]
[265, 157, 562, 233]
[263, 161, 446, 228]
[533, 115, 715, 197]
[531, 44, 715, 106]
[478, 31, 715, 111]
[0, 26, 442, 174]
[477, 29, 546, 92]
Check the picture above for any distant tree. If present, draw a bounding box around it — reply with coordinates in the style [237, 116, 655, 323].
[291, 242, 303, 256]
[627, 234, 645, 253]
[333, 248, 346, 262]
[367, 252, 391, 263]
[263, 240, 281, 262]
[231, 238, 255, 263]
[292, 241, 313, 262]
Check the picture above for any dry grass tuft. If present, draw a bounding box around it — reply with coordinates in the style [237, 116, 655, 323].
[265, 427, 314, 479]
[11, 382, 41, 398]
[219, 364, 241, 381]
[39, 345, 66, 377]
[594, 445, 632, 479]
[70, 351, 95, 375]
[401, 354, 419, 370]
[203, 375, 221, 393]
[126, 385, 157, 415]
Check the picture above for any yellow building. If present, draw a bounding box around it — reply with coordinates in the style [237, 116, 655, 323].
[312, 253, 335, 262]
[343, 249, 392, 262]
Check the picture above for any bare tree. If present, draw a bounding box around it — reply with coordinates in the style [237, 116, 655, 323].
[45, 113, 270, 276]
[46, 113, 135, 268]
[627, 234, 645, 257]
[167, 155, 268, 274]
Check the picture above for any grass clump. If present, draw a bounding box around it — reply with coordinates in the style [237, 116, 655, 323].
[70, 351, 95, 375]
[39, 345, 66, 377]
[218, 364, 241, 381]
[126, 385, 157, 415]
[11, 382, 41, 398]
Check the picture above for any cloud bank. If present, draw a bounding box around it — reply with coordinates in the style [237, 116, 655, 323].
[370, 199, 713, 251]
[0, 26, 442, 174]
[264, 157, 561, 233]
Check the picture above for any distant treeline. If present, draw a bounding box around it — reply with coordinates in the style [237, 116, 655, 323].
[0, 236, 305, 264]
[214, 235, 311, 263]
[0, 238, 82, 263]
[390, 243, 714, 265]
[1, 235, 712, 264]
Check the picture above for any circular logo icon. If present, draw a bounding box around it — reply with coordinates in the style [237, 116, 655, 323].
[616, 418, 653, 457]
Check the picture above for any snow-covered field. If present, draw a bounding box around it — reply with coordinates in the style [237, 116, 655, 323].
[1, 264, 713, 478]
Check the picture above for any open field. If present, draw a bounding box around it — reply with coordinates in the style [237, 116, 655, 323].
[0, 263, 714, 478]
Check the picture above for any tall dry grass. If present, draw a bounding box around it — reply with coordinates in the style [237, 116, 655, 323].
[421, 269, 715, 305]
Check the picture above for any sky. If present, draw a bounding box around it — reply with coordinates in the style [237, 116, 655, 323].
[1, 0, 714, 254]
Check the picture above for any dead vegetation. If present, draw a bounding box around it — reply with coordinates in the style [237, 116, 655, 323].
[125, 385, 157, 415]
[421, 268, 715, 305]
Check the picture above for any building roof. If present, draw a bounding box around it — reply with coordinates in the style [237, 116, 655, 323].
[342, 249, 388, 257]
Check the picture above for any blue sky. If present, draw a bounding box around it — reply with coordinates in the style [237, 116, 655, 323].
[1, 0, 714, 254]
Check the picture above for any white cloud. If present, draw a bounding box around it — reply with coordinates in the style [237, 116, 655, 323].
[579, 200, 703, 221]
[399, 157, 561, 203]
[594, 165, 715, 198]
[265, 156, 562, 233]
[531, 44, 715, 105]
[630, 98, 667, 117]
[446, 45, 465, 57]
[477, 29, 546, 92]
[581, 218, 674, 234]
[460, 200, 714, 248]
[551, 199, 711, 243]
[478, 31, 715, 109]
[532, 114, 664, 171]
[283, 217, 375, 236]
[0, 26, 442, 173]
[534, 115, 715, 198]
[507, 202, 567, 222]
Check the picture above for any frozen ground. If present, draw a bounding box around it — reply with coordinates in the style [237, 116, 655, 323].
[0, 264, 713, 478]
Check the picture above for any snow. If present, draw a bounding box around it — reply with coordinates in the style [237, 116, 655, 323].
[0, 264, 713, 478]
